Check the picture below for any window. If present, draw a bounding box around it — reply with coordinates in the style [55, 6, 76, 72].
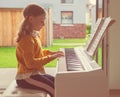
[61, 11, 73, 24]
[61, 0, 73, 4]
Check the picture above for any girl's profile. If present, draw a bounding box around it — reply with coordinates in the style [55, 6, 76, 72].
[15, 4, 64, 97]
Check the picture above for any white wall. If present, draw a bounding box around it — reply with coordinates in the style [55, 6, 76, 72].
[53, 0, 87, 24]
[109, 0, 120, 89]
[0, 0, 53, 9]
[54, 0, 86, 23]
[0, 0, 87, 24]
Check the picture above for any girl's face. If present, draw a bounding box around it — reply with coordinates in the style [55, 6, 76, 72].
[29, 14, 45, 31]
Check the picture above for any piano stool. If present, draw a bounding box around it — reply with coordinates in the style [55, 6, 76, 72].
[2, 80, 48, 97]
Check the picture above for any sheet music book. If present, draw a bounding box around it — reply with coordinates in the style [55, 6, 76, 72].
[84, 18, 104, 51]
[86, 17, 114, 57]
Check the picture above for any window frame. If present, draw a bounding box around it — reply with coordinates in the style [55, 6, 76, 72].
[61, 11, 73, 25]
[96, 0, 109, 76]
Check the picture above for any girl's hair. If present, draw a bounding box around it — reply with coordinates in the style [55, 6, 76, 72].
[16, 4, 45, 42]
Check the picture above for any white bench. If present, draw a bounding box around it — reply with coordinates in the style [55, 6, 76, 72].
[2, 80, 48, 97]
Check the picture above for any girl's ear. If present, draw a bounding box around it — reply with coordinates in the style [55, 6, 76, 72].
[28, 16, 33, 23]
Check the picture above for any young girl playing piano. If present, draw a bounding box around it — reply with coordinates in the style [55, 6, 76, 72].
[15, 4, 64, 97]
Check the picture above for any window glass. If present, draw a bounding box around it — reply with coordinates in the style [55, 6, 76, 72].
[61, 11, 73, 24]
[61, 0, 73, 3]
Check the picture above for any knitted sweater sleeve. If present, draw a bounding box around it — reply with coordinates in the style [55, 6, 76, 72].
[19, 36, 52, 69]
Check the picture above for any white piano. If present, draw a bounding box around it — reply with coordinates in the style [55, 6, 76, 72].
[55, 17, 115, 97]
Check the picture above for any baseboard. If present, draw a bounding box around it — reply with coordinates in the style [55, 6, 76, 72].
[110, 89, 120, 94]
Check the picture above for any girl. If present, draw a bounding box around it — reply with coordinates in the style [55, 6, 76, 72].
[15, 4, 64, 97]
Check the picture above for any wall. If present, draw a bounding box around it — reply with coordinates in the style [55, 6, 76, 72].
[108, 0, 120, 89]
[53, 24, 86, 38]
[0, 0, 52, 8]
[53, 0, 87, 24]
[0, 0, 87, 24]
[0, 0, 87, 39]
[53, 0, 87, 38]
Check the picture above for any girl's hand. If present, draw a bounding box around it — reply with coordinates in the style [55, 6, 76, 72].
[55, 51, 64, 57]
[51, 51, 64, 59]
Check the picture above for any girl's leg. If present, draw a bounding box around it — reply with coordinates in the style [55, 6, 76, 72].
[43, 74, 54, 83]
[16, 74, 54, 97]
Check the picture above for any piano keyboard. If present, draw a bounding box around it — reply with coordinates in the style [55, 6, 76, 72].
[65, 48, 85, 71]
[65, 47, 100, 71]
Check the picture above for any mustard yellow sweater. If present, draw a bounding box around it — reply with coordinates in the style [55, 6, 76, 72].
[16, 34, 53, 79]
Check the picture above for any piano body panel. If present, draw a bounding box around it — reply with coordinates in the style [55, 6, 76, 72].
[55, 69, 109, 97]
